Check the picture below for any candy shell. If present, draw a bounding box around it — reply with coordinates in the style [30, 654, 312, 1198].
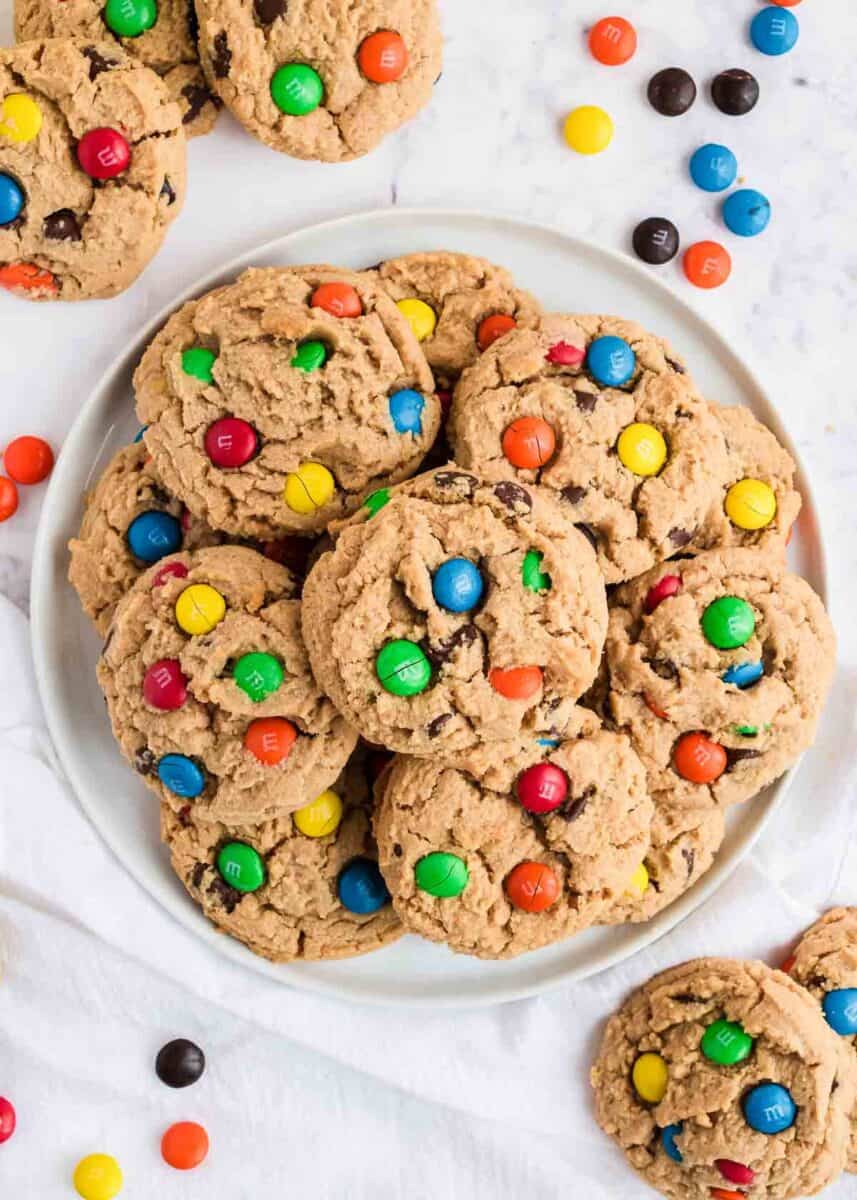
[725, 477, 777, 530]
[587, 335, 635, 387]
[155, 1039, 205, 1089]
[310, 281, 362, 318]
[689, 143, 738, 192]
[283, 462, 335, 514]
[338, 857, 390, 913]
[564, 105, 613, 154]
[632, 1052, 668, 1103]
[701, 596, 755, 650]
[701, 1018, 754, 1065]
[244, 717, 297, 765]
[588, 16, 637, 66]
[157, 754, 205, 798]
[673, 732, 727, 784]
[73, 1154, 123, 1200]
[0, 173, 24, 226]
[414, 851, 469, 898]
[489, 665, 543, 701]
[723, 188, 771, 238]
[432, 557, 484, 613]
[617, 423, 667, 476]
[521, 549, 551, 593]
[161, 1121, 209, 1170]
[644, 574, 682, 614]
[742, 1082, 796, 1134]
[505, 861, 560, 912]
[358, 30, 408, 83]
[477, 313, 517, 351]
[376, 639, 431, 696]
[0, 94, 42, 144]
[204, 417, 257, 468]
[822, 988, 857, 1036]
[127, 511, 182, 564]
[270, 63, 324, 115]
[233, 652, 284, 702]
[175, 583, 226, 635]
[181, 347, 216, 382]
[0, 476, 19, 522]
[217, 841, 265, 892]
[516, 762, 569, 814]
[751, 6, 799, 55]
[660, 1122, 683, 1163]
[684, 241, 731, 289]
[77, 128, 130, 180]
[388, 388, 425, 435]
[716, 1160, 756, 1186]
[501, 417, 555, 469]
[396, 298, 436, 342]
[0, 1097, 16, 1144]
[3, 435, 53, 484]
[293, 789, 343, 838]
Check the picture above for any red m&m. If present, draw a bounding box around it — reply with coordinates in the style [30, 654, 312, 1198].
[0, 476, 18, 522]
[204, 417, 258, 468]
[644, 573, 682, 614]
[152, 560, 188, 588]
[546, 340, 584, 366]
[143, 658, 188, 711]
[0, 1096, 16, 1143]
[716, 1161, 755, 1186]
[516, 763, 569, 814]
[77, 128, 130, 180]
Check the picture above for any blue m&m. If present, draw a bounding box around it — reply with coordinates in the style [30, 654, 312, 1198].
[742, 1082, 796, 1134]
[127, 510, 182, 563]
[586, 336, 636, 388]
[723, 189, 771, 238]
[689, 143, 737, 193]
[0, 173, 24, 226]
[157, 754, 205, 798]
[389, 389, 425, 435]
[722, 660, 764, 689]
[751, 7, 799, 56]
[432, 558, 484, 613]
[822, 989, 857, 1037]
[337, 857, 390, 914]
[660, 1123, 683, 1163]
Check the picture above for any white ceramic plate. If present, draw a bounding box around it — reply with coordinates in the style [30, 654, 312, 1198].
[30, 209, 827, 1008]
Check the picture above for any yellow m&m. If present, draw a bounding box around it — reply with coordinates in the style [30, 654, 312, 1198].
[294, 789, 343, 838]
[175, 583, 226, 635]
[284, 462, 335, 514]
[564, 105, 613, 155]
[632, 1052, 668, 1103]
[725, 478, 777, 531]
[397, 298, 437, 342]
[628, 862, 650, 896]
[617, 423, 667, 476]
[73, 1154, 123, 1200]
[0, 94, 42, 143]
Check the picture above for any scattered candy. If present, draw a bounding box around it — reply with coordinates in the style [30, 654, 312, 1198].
[673, 732, 727, 784]
[587, 335, 635, 387]
[822, 988, 857, 1037]
[628, 863, 649, 895]
[588, 16, 637, 66]
[564, 105, 613, 154]
[0, 476, 19, 521]
[310, 281, 362, 318]
[388, 388, 425, 435]
[631, 1052, 668, 1103]
[751, 6, 799, 56]
[358, 30, 408, 83]
[725, 478, 777, 530]
[376, 639, 432, 696]
[158, 754, 205, 798]
[104, 0, 157, 37]
[244, 717, 297, 765]
[723, 188, 771, 238]
[270, 63, 324, 115]
[742, 1081, 796, 1134]
[647, 67, 696, 116]
[690, 143, 738, 193]
[477, 313, 517, 351]
[291, 339, 328, 372]
[152, 560, 187, 588]
[0, 94, 43, 143]
[175, 583, 226, 635]
[77, 128, 130, 180]
[432, 557, 484, 613]
[516, 762, 569, 814]
[0, 261, 58, 295]
[711, 68, 760, 116]
[204, 417, 257, 468]
[502, 416, 556, 470]
[294, 789, 343, 838]
[701, 1018, 754, 1065]
[489, 665, 543, 701]
[127, 510, 182, 563]
[505, 861, 560, 912]
[283, 462, 336, 514]
[364, 488, 390, 517]
[414, 851, 469, 898]
[338, 857, 390, 913]
[660, 1122, 683, 1163]
[143, 658, 188, 710]
[721, 660, 764, 689]
[716, 1160, 756, 1186]
[397, 298, 436, 341]
[522, 549, 551, 593]
[617, 423, 667, 477]
[684, 241, 732, 289]
[233, 652, 284, 702]
[546, 340, 584, 366]
[73, 1153, 123, 1199]
[702, 596, 755, 650]
[0, 1096, 16, 1144]
[217, 841, 266, 892]
[3, 435, 53, 484]
[161, 1121, 209, 1171]
[0, 173, 24, 226]
[632, 217, 680, 265]
[155, 1039, 205, 1089]
[645, 574, 682, 614]
[181, 347, 216, 382]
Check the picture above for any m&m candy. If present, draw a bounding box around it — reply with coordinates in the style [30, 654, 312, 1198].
[477, 313, 516, 351]
[152, 560, 188, 588]
[182, 347, 216, 382]
[701, 1018, 754, 1065]
[588, 16, 637, 66]
[143, 659, 188, 710]
[505, 861, 560, 912]
[725, 478, 777, 530]
[564, 105, 613, 154]
[233, 652, 284, 702]
[716, 1161, 756, 1186]
[364, 488, 390, 517]
[338, 857, 390, 913]
[388, 388, 425, 435]
[270, 63, 324, 115]
[204, 417, 258, 467]
[722, 660, 764, 689]
[0, 173, 24, 226]
[310, 281, 362, 318]
[489, 665, 543, 701]
[546, 340, 584, 366]
[217, 841, 266, 892]
[673, 732, 727, 784]
[822, 988, 857, 1036]
[628, 863, 649, 895]
[127, 510, 182, 563]
[742, 1082, 796, 1134]
[376, 639, 431, 696]
[723, 188, 771, 238]
[73, 1154, 123, 1200]
[155, 1039, 205, 1089]
[3, 435, 53, 483]
[294, 789, 343, 838]
[175, 583, 226, 634]
[158, 754, 205, 798]
[77, 128, 130, 180]
[660, 1122, 683, 1163]
[0, 261, 58, 295]
[632, 217, 680, 265]
[631, 1052, 668, 1102]
[502, 417, 556, 469]
[104, 0, 157, 37]
[645, 574, 681, 614]
[0, 94, 42, 143]
[684, 241, 732, 289]
[522, 549, 551, 593]
[689, 143, 738, 193]
[283, 462, 336, 514]
[751, 7, 799, 55]
[244, 717, 297, 765]
[396, 298, 436, 342]
[516, 762, 568, 814]
[291, 340, 328, 373]
[711, 68, 760, 116]
[432, 558, 484, 612]
[647, 68, 696, 116]
[358, 30, 408, 83]
[0, 476, 19, 522]
[0, 1096, 16, 1143]
[702, 596, 755, 649]
[617, 423, 666, 476]
[414, 851, 469, 898]
[587, 335, 635, 387]
[161, 1121, 209, 1170]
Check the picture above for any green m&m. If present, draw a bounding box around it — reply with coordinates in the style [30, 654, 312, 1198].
[522, 549, 551, 594]
[233, 652, 284, 702]
[415, 852, 469, 898]
[700, 1018, 754, 1065]
[181, 346, 216, 383]
[375, 639, 431, 696]
[291, 339, 328, 372]
[216, 841, 266, 893]
[104, 0, 157, 37]
[701, 596, 755, 650]
[364, 488, 390, 517]
[270, 64, 324, 116]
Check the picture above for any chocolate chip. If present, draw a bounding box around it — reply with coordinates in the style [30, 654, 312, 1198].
[563, 784, 595, 822]
[177, 805, 192, 827]
[675, 407, 693, 419]
[187, 1, 199, 40]
[254, 0, 286, 22]
[427, 713, 452, 738]
[576, 523, 598, 550]
[647, 67, 697, 117]
[666, 356, 686, 375]
[155, 1038, 205, 1089]
[575, 391, 597, 412]
[649, 658, 678, 680]
[493, 481, 532, 512]
[393, 843, 403, 858]
[43, 209, 81, 241]
[681, 846, 695, 877]
[149, 484, 172, 506]
[673, 993, 703, 1004]
[668, 528, 693, 548]
[190, 862, 206, 889]
[134, 747, 157, 776]
[208, 875, 241, 913]
[424, 624, 479, 669]
[725, 747, 762, 770]
[433, 470, 478, 495]
[211, 31, 232, 79]
[160, 177, 177, 206]
[181, 83, 214, 125]
[561, 485, 587, 505]
[83, 46, 119, 81]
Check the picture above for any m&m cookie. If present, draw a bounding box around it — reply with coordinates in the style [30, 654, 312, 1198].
[97, 545, 357, 823]
[0, 39, 185, 300]
[604, 548, 835, 811]
[374, 708, 652, 958]
[591, 958, 856, 1200]
[134, 267, 439, 537]
[194, 0, 441, 161]
[161, 742, 401, 960]
[448, 315, 729, 583]
[301, 468, 608, 757]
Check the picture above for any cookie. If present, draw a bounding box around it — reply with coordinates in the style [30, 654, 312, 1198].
[591, 957, 857, 1200]
[374, 708, 653, 959]
[372, 252, 543, 388]
[134, 267, 439, 538]
[97, 544, 357, 823]
[449, 315, 729, 584]
[161, 742, 401, 961]
[195, 0, 442, 162]
[14, 1, 220, 137]
[786, 908, 857, 1171]
[604, 548, 835, 811]
[0, 39, 186, 301]
[68, 441, 220, 636]
[301, 467, 608, 757]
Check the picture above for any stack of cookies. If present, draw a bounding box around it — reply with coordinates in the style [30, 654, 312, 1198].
[68, 250, 835, 965]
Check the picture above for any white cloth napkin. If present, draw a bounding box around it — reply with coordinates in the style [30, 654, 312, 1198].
[0, 590, 855, 1200]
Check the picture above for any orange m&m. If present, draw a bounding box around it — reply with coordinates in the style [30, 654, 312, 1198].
[4, 435, 53, 484]
[358, 31, 408, 83]
[683, 241, 731, 290]
[780, 954, 796, 975]
[589, 16, 637, 66]
[489, 665, 543, 701]
[673, 732, 727, 784]
[505, 861, 560, 912]
[161, 1121, 209, 1170]
[0, 261, 58, 296]
[310, 282, 362, 318]
[710, 1192, 746, 1200]
[0, 476, 18, 521]
[501, 417, 556, 470]
[244, 717, 298, 765]
[477, 313, 516, 351]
